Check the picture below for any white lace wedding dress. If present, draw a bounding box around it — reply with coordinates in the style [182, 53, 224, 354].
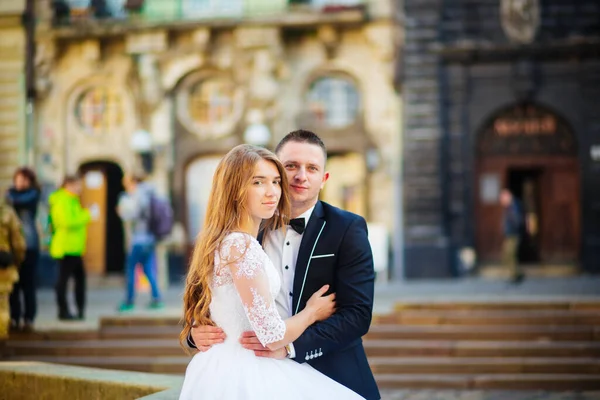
[179, 232, 364, 399]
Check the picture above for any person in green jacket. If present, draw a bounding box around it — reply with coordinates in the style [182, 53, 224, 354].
[49, 175, 91, 320]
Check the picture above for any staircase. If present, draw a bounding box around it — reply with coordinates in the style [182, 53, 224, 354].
[4, 301, 600, 390]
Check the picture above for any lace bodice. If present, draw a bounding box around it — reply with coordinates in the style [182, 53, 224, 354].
[210, 232, 285, 347]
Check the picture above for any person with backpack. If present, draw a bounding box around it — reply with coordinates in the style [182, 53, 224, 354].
[0, 195, 26, 331]
[48, 175, 91, 320]
[6, 167, 42, 332]
[117, 173, 166, 312]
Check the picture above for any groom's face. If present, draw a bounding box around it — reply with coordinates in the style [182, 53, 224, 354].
[277, 141, 329, 211]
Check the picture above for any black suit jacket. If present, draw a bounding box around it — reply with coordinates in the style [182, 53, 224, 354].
[273, 201, 380, 400]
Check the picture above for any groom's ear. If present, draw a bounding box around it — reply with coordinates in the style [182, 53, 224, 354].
[320, 172, 330, 189]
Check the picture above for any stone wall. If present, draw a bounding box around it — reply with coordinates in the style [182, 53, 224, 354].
[0, 12, 26, 189]
[402, 0, 600, 277]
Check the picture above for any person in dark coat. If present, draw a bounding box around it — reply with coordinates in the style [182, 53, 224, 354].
[6, 167, 41, 332]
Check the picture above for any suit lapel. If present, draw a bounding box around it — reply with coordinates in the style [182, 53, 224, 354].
[292, 201, 326, 315]
[257, 230, 265, 246]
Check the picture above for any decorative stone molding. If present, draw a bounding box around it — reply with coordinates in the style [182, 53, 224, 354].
[500, 0, 540, 44]
[126, 31, 168, 55]
[317, 25, 340, 59]
[34, 38, 56, 99]
[234, 27, 280, 50]
[364, 23, 395, 62]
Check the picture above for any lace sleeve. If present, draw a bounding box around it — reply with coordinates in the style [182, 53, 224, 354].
[219, 234, 286, 347]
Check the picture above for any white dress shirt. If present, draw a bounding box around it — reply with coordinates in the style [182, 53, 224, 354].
[264, 205, 315, 358]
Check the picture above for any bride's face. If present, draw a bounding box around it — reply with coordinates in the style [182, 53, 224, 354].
[246, 159, 282, 222]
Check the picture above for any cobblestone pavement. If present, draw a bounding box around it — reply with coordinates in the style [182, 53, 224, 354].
[380, 390, 600, 400]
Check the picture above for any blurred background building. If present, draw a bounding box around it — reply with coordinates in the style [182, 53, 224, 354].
[2, 0, 599, 284]
[401, 0, 600, 279]
[26, 0, 401, 285]
[0, 1, 30, 187]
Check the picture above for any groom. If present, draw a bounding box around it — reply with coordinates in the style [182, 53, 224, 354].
[190, 130, 380, 400]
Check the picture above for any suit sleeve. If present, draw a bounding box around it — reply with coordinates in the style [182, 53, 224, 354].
[291, 217, 374, 362]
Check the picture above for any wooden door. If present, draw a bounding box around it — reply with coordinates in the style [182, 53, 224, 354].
[539, 162, 580, 262]
[80, 169, 107, 275]
[474, 158, 506, 261]
[475, 157, 580, 264]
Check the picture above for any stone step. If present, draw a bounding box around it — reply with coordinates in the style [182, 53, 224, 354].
[366, 325, 599, 341]
[14, 323, 599, 342]
[8, 338, 600, 359]
[6, 355, 189, 375]
[7, 355, 600, 390]
[363, 339, 600, 358]
[100, 316, 182, 328]
[373, 373, 600, 390]
[100, 325, 181, 339]
[393, 301, 600, 312]
[369, 356, 600, 375]
[7, 330, 99, 342]
[99, 309, 600, 329]
[5, 339, 184, 357]
[374, 309, 600, 326]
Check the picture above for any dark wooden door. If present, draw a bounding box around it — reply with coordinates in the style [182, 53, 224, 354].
[475, 157, 580, 264]
[540, 162, 580, 262]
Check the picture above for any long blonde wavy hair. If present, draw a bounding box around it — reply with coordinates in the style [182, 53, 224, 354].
[180, 144, 290, 351]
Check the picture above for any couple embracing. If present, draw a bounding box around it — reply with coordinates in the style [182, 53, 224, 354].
[179, 130, 380, 400]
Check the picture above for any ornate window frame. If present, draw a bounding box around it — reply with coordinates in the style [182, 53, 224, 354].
[71, 84, 127, 136]
[303, 71, 362, 131]
[176, 70, 244, 140]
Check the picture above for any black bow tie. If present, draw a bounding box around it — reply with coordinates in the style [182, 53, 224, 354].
[288, 218, 305, 234]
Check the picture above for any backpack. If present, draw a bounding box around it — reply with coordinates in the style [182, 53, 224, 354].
[148, 194, 173, 241]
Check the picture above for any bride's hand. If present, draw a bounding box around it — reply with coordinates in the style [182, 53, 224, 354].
[306, 285, 336, 323]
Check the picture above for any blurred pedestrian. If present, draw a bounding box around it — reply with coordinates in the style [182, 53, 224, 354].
[6, 167, 41, 332]
[499, 188, 525, 284]
[117, 173, 163, 312]
[0, 194, 26, 332]
[49, 175, 91, 320]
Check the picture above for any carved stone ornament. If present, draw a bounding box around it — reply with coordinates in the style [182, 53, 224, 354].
[500, 0, 540, 44]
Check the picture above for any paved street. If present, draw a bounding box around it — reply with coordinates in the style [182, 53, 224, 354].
[380, 390, 600, 400]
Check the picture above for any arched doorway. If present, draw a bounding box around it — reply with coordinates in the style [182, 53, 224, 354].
[79, 161, 126, 275]
[185, 155, 222, 254]
[475, 103, 580, 269]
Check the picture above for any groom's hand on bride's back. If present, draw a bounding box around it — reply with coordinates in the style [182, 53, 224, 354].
[190, 325, 226, 352]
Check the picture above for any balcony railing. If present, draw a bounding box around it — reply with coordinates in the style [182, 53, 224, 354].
[50, 0, 366, 27]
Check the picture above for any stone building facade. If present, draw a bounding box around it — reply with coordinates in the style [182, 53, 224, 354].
[0, 1, 28, 189]
[401, 0, 600, 278]
[33, 0, 401, 279]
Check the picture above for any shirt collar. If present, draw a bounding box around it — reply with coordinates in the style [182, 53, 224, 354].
[295, 205, 315, 224]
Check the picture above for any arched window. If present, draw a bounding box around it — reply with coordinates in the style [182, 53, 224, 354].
[188, 78, 235, 127]
[75, 86, 123, 135]
[307, 76, 360, 128]
[177, 72, 243, 139]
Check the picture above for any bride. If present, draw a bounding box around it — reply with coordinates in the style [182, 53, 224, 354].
[179, 144, 364, 399]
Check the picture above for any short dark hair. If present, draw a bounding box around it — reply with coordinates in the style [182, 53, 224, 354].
[61, 174, 81, 188]
[13, 166, 39, 190]
[130, 172, 146, 184]
[275, 129, 327, 158]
